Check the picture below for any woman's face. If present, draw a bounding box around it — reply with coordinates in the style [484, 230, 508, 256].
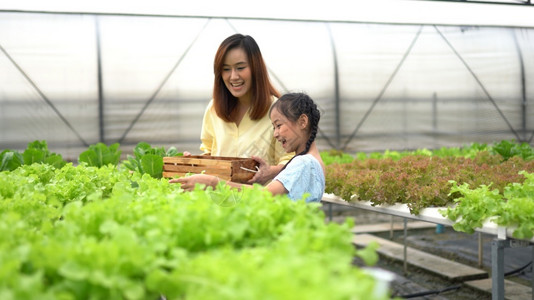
[222, 47, 252, 102]
[270, 107, 308, 154]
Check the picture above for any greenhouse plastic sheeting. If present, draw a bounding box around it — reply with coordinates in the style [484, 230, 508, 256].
[1, 11, 533, 160]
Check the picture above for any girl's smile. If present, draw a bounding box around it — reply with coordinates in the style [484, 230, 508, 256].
[270, 107, 308, 154]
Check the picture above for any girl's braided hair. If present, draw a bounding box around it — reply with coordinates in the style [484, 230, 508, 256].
[270, 92, 320, 171]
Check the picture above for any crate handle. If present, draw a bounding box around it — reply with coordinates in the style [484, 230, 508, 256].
[240, 166, 259, 173]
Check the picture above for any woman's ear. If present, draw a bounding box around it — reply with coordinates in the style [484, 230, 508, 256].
[298, 114, 309, 130]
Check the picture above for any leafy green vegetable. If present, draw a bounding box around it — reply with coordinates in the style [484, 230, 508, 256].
[0, 163, 385, 299]
[23, 148, 46, 165]
[441, 182, 503, 234]
[140, 154, 164, 178]
[0, 150, 24, 171]
[326, 150, 534, 214]
[78, 142, 121, 167]
[320, 149, 355, 166]
[121, 142, 182, 178]
[1, 140, 66, 171]
[25, 140, 67, 169]
[356, 241, 380, 266]
[491, 139, 534, 161]
[440, 171, 534, 239]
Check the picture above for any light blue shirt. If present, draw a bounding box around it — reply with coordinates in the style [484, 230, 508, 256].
[273, 154, 325, 203]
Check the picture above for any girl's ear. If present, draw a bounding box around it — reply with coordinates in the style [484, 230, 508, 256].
[298, 114, 309, 130]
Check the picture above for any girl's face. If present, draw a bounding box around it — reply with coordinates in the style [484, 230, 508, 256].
[270, 107, 309, 154]
[222, 47, 252, 102]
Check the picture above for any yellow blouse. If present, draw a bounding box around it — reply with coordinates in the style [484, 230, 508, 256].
[199, 99, 293, 166]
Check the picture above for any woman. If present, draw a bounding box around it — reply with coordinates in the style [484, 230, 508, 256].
[188, 34, 293, 184]
[172, 92, 325, 203]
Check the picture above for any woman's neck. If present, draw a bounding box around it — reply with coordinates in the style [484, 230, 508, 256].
[233, 97, 251, 127]
[238, 91, 252, 106]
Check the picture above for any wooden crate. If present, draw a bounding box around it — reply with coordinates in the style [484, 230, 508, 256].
[162, 156, 259, 183]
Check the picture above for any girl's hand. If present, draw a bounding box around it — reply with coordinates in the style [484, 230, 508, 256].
[169, 174, 218, 191]
[247, 156, 271, 185]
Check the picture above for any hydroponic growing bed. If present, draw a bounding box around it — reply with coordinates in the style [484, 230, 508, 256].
[320, 140, 534, 300]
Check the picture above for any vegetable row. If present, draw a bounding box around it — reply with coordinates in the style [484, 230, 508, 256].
[0, 163, 382, 300]
[322, 140, 534, 239]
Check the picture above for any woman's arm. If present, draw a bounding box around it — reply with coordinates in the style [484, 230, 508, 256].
[199, 101, 215, 155]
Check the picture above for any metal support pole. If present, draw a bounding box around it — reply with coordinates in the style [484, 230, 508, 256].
[328, 203, 333, 222]
[491, 239, 508, 300]
[478, 232, 483, 268]
[532, 245, 534, 300]
[403, 218, 408, 274]
[95, 16, 104, 143]
[325, 23, 341, 149]
[432, 92, 438, 148]
[390, 216, 394, 240]
[511, 29, 527, 141]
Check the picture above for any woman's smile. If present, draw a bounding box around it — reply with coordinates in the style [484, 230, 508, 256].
[222, 48, 252, 101]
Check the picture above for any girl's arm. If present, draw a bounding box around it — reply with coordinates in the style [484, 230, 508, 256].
[170, 174, 251, 191]
[265, 179, 288, 196]
[169, 174, 288, 197]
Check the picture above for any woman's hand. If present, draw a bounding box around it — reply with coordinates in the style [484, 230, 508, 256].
[169, 174, 219, 191]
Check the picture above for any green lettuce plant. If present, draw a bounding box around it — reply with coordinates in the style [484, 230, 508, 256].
[121, 142, 182, 178]
[78, 142, 121, 167]
[0, 140, 66, 171]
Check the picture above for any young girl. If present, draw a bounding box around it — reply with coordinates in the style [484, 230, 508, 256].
[171, 92, 325, 203]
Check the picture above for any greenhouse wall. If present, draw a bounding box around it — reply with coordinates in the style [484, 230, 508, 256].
[1, 7, 533, 161]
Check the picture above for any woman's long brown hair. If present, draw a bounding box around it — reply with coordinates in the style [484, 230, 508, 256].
[213, 34, 280, 122]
